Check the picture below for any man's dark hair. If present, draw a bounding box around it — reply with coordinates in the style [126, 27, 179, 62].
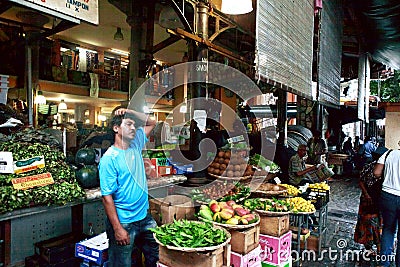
[109, 113, 143, 131]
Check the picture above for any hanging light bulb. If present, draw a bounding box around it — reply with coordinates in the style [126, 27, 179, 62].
[221, 0, 253, 15]
[114, 27, 124, 41]
[35, 91, 46, 105]
[58, 99, 67, 113]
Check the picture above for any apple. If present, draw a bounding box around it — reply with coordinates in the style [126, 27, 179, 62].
[226, 200, 236, 206]
[210, 202, 221, 213]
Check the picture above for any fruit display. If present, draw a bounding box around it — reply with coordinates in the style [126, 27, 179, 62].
[254, 183, 287, 194]
[190, 181, 250, 203]
[243, 198, 291, 212]
[150, 220, 229, 249]
[308, 182, 330, 191]
[198, 200, 259, 226]
[74, 147, 99, 189]
[285, 197, 316, 213]
[280, 184, 301, 196]
[207, 149, 254, 177]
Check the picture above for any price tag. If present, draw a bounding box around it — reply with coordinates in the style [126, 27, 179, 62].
[0, 152, 14, 174]
[13, 155, 45, 174]
[274, 177, 281, 184]
[11, 172, 54, 190]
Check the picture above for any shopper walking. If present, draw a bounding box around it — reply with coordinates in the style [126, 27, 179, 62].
[354, 147, 388, 254]
[99, 108, 158, 267]
[373, 147, 400, 267]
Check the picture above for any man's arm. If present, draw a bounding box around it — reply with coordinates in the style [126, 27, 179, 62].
[102, 195, 130, 245]
[114, 108, 157, 137]
[296, 165, 317, 176]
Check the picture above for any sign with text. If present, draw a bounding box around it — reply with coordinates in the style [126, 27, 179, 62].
[12, 172, 54, 190]
[14, 156, 45, 174]
[16, 0, 99, 25]
[0, 152, 14, 174]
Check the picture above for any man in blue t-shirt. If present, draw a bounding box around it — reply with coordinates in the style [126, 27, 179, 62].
[99, 108, 157, 267]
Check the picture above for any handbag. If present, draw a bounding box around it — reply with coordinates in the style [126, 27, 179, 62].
[366, 149, 392, 202]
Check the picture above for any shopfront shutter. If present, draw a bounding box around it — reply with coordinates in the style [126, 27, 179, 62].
[318, 0, 342, 107]
[256, 0, 314, 98]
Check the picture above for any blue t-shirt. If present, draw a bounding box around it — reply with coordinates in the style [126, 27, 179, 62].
[99, 128, 148, 223]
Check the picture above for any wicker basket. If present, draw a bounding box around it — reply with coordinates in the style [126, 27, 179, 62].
[153, 221, 231, 252]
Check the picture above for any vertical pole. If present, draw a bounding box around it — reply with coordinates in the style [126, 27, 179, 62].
[277, 89, 287, 146]
[26, 45, 33, 126]
[357, 53, 366, 138]
[365, 54, 370, 136]
[127, 2, 145, 100]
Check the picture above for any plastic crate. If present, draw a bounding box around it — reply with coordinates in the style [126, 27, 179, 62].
[305, 188, 329, 209]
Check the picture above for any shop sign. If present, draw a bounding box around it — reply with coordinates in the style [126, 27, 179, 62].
[12, 172, 54, 190]
[13, 155, 45, 174]
[0, 152, 14, 174]
[16, 0, 99, 25]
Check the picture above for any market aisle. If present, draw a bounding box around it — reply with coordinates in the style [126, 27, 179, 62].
[300, 176, 380, 267]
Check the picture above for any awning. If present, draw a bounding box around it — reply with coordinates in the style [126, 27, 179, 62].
[328, 105, 385, 125]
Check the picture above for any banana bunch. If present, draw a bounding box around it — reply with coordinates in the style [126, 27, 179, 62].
[285, 197, 315, 213]
[309, 182, 330, 191]
[280, 184, 300, 196]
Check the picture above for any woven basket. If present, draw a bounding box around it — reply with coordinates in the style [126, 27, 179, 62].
[153, 221, 231, 252]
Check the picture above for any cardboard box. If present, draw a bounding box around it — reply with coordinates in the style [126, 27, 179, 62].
[230, 225, 260, 254]
[150, 195, 195, 225]
[75, 232, 108, 265]
[259, 214, 290, 237]
[259, 231, 292, 266]
[261, 256, 292, 267]
[159, 243, 231, 267]
[300, 235, 320, 252]
[34, 232, 87, 264]
[144, 158, 172, 178]
[231, 245, 262, 267]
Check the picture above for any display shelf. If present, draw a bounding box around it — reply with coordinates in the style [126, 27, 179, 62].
[0, 175, 187, 266]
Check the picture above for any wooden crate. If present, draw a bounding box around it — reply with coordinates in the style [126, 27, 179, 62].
[159, 243, 231, 267]
[229, 225, 260, 254]
[259, 214, 290, 237]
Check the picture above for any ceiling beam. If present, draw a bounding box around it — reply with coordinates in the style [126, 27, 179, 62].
[167, 27, 252, 67]
[152, 35, 181, 54]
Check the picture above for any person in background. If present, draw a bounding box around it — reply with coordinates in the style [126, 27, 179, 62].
[307, 130, 328, 165]
[354, 147, 388, 255]
[99, 108, 158, 267]
[354, 136, 362, 152]
[343, 137, 355, 156]
[373, 144, 400, 267]
[357, 136, 377, 166]
[289, 144, 324, 186]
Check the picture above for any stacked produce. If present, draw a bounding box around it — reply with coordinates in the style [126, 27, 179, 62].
[207, 150, 254, 177]
[0, 141, 85, 213]
[74, 147, 99, 189]
[280, 184, 301, 196]
[190, 181, 250, 203]
[150, 220, 229, 248]
[198, 200, 258, 225]
[243, 198, 291, 212]
[308, 182, 330, 191]
[285, 197, 316, 213]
